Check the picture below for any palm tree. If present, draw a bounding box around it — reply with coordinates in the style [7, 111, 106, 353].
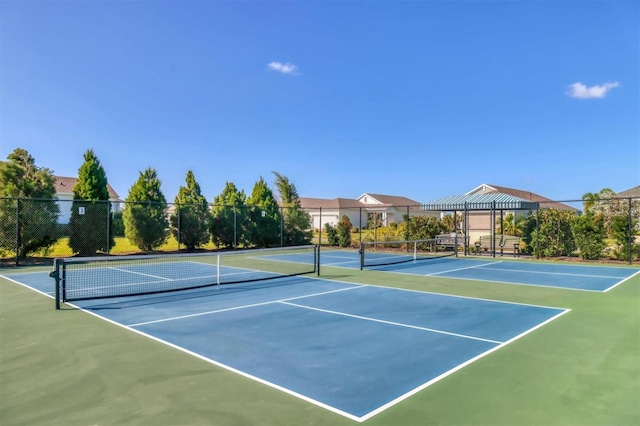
[582, 188, 615, 213]
[582, 192, 599, 213]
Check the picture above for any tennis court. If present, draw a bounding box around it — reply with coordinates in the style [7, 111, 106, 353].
[2, 246, 570, 422]
[320, 249, 639, 292]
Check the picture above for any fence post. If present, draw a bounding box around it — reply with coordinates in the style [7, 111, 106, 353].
[628, 198, 633, 264]
[233, 206, 237, 249]
[535, 207, 540, 259]
[106, 200, 110, 255]
[318, 207, 322, 275]
[359, 207, 362, 246]
[464, 202, 468, 256]
[491, 200, 496, 258]
[405, 206, 410, 242]
[15, 198, 20, 266]
[177, 203, 181, 251]
[318, 207, 322, 247]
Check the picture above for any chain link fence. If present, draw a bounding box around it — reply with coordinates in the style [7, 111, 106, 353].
[1, 196, 638, 265]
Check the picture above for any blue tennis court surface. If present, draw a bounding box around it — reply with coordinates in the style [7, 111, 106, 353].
[319, 250, 640, 292]
[3, 264, 568, 421]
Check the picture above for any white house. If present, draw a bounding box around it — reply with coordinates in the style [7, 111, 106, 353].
[54, 176, 122, 223]
[300, 193, 438, 230]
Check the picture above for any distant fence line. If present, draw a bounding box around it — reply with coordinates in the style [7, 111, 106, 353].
[0, 196, 638, 265]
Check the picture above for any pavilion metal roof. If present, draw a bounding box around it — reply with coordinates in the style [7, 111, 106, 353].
[422, 193, 540, 211]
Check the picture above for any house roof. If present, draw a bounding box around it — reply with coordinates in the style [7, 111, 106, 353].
[467, 183, 577, 211]
[423, 193, 540, 211]
[300, 193, 422, 211]
[299, 197, 365, 209]
[54, 176, 121, 200]
[356, 193, 421, 206]
[618, 186, 640, 198]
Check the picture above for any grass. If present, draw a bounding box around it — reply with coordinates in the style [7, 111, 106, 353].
[1, 260, 639, 425]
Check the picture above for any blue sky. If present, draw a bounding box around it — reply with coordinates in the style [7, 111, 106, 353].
[1, 1, 638, 204]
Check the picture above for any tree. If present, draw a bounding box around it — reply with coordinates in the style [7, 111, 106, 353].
[0, 148, 60, 258]
[610, 215, 640, 261]
[273, 172, 312, 246]
[497, 213, 525, 236]
[123, 168, 169, 251]
[404, 215, 447, 241]
[210, 182, 246, 248]
[571, 211, 606, 260]
[324, 223, 339, 246]
[170, 171, 210, 250]
[336, 215, 352, 247]
[523, 208, 576, 257]
[441, 213, 464, 233]
[68, 149, 114, 256]
[246, 177, 281, 248]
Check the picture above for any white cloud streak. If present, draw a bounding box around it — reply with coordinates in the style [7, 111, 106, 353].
[267, 61, 299, 75]
[567, 81, 620, 99]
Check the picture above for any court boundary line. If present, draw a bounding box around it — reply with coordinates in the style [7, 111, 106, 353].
[321, 254, 639, 292]
[425, 261, 503, 276]
[359, 308, 571, 421]
[359, 266, 617, 293]
[302, 274, 569, 311]
[280, 300, 503, 344]
[605, 269, 640, 292]
[474, 266, 629, 279]
[68, 294, 366, 422]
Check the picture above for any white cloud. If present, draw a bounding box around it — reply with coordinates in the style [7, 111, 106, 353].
[567, 81, 620, 99]
[267, 61, 299, 75]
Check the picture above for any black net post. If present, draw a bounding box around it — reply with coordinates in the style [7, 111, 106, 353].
[51, 258, 61, 309]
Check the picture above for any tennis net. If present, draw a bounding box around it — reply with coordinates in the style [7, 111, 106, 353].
[51, 245, 319, 308]
[359, 239, 457, 269]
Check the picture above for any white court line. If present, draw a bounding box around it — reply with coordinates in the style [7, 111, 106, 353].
[321, 253, 359, 260]
[40, 291, 365, 422]
[127, 284, 365, 327]
[471, 266, 627, 279]
[324, 260, 360, 266]
[425, 261, 503, 276]
[359, 308, 571, 422]
[604, 269, 640, 292]
[108, 267, 172, 281]
[280, 301, 503, 344]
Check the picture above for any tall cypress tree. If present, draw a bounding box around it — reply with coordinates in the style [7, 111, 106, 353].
[273, 172, 312, 246]
[124, 168, 169, 251]
[0, 148, 60, 258]
[170, 171, 209, 250]
[68, 149, 115, 256]
[246, 177, 280, 248]
[210, 182, 246, 248]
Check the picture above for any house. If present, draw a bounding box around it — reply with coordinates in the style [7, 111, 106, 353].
[300, 193, 438, 230]
[54, 176, 122, 223]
